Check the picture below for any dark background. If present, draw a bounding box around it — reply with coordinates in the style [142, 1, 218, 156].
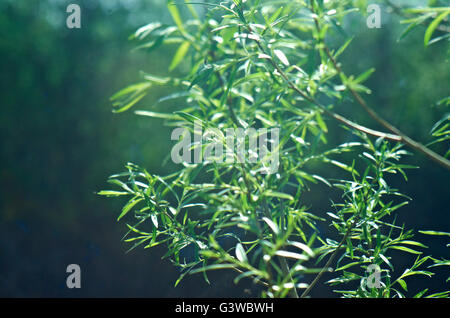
[0, 0, 448, 297]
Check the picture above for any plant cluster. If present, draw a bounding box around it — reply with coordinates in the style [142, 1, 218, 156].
[100, 0, 449, 298]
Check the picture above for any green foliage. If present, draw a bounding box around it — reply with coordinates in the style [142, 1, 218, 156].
[101, 0, 450, 298]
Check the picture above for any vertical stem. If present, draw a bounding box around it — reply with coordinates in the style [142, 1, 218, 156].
[262, 200, 299, 298]
[301, 225, 353, 298]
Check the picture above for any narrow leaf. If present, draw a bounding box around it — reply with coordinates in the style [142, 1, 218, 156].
[424, 11, 449, 46]
[169, 41, 191, 71]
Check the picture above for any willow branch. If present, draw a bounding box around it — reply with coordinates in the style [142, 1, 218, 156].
[300, 225, 353, 298]
[245, 26, 402, 142]
[261, 200, 299, 298]
[310, 14, 450, 170]
[231, 266, 269, 287]
[384, 0, 450, 33]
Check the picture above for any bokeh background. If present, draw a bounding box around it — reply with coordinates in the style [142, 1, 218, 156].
[0, 0, 448, 297]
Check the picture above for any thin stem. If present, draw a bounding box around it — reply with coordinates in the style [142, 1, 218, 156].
[279, 257, 299, 298]
[262, 200, 299, 298]
[300, 225, 353, 298]
[384, 0, 450, 33]
[231, 267, 269, 287]
[310, 12, 450, 170]
[243, 26, 402, 142]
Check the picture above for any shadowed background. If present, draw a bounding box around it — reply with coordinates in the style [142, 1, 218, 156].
[0, 0, 448, 297]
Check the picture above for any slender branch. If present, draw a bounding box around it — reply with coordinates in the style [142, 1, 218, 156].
[270, 59, 402, 142]
[214, 62, 278, 293]
[262, 200, 299, 298]
[231, 266, 269, 287]
[310, 13, 450, 170]
[300, 225, 353, 298]
[279, 257, 299, 298]
[384, 0, 450, 33]
[242, 26, 403, 142]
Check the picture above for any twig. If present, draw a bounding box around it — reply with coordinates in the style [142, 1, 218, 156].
[384, 0, 450, 33]
[245, 26, 402, 142]
[231, 266, 269, 287]
[310, 12, 450, 170]
[262, 200, 299, 298]
[300, 225, 353, 298]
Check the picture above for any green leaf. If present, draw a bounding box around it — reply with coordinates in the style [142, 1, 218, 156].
[235, 243, 248, 263]
[315, 112, 328, 132]
[133, 35, 166, 52]
[115, 93, 146, 113]
[425, 291, 450, 298]
[168, 2, 185, 33]
[398, 22, 421, 42]
[126, 224, 150, 236]
[268, 6, 284, 25]
[355, 68, 375, 84]
[428, 260, 450, 268]
[397, 278, 408, 292]
[190, 264, 236, 274]
[108, 178, 134, 193]
[111, 82, 152, 113]
[189, 64, 214, 89]
[98, 190, 129, 197]
[334, 37, 353, 59]
[424, 11, 450, 46]
[118, 197, 143, 221]
[262, 217, 279, 235]
[133, 22, 163, 39]
[142, 73, 172, 85]
[264, 190, 294, 201]
[151, 214, 158, 228]
[135, 111, 181, 120]
[335, 261, 363, 272]
[274, 49, 290, 66]
[413, 289, 429, 298]
[380, 254, 394, 270]
[288, 241, 315, 257]
[428, 33, 450, 45]
[400, 269, 434, 279]
[169, 41, 191, 71]
[419, 230, 450, 236]
[312, 175, 331, 187]
[346, 237, 353, 258]
[233, 0, 247, 24]
[399, 240, 428, 249]
[110, 82, 150, 101]
[274, 250, 308, 260]
[389, 246, 422, 254]
[376, 228, 381, 253]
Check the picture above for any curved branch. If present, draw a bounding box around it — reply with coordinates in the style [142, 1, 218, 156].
[310, 11, 450, 170]
[300, 225, 353, 298]
[384, 0, 450, 33]
[244, 25, 402, 142]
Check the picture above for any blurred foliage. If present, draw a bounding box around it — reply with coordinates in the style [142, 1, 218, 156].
[0, 0, 448, 297]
